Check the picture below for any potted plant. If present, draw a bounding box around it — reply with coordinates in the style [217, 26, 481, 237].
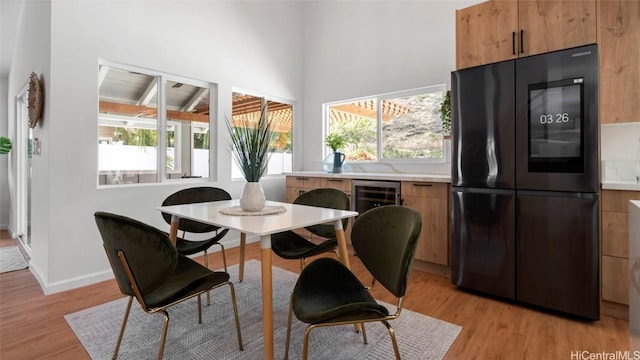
[0, 137, 12, 154]
[440, 90, 451, 138]
[325, 133, 346, 173]
[226, 104, 275, 211]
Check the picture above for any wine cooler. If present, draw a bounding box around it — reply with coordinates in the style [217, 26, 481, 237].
[351, 180, 401, 215]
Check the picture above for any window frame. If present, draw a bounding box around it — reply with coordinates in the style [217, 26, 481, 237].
[324, 84, 448, 164]
[97, 60, 217, 186]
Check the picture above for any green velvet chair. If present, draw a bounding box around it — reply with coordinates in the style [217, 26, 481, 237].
[271, 188, 350, 270]
[94, 211, 243, 360]
[160, 187, 232, 274]
[284, 205, 422, 360]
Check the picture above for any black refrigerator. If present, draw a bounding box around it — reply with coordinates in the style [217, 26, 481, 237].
[450, 45, 600, 320]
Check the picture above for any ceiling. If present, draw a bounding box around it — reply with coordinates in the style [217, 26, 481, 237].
[98, 65, 294, 133]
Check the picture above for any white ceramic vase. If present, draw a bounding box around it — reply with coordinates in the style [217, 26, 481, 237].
[240, 182, 266, 212]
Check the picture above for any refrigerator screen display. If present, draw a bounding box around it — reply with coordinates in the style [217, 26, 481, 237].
[528, 79, 584, 173]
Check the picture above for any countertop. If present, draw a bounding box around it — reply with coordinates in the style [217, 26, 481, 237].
[285, 171, 451, 183]
[601, 180, 640, 191]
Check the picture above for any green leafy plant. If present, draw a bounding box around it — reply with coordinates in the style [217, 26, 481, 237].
[440, 90, 451, 135]
[325, 133, 346, 152]
[0, 137, 12, 154]
[226, 104, 275, 182]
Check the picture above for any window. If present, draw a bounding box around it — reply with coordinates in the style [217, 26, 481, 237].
[98, 63, 215, 185]
[230, 92, 293, 179]
[325, 85, 447, 161]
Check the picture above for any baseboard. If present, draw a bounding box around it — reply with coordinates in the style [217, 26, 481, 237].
[412, 260, 451, 278]
[601, 300, 629, 320]
[33, 234, 261, 295]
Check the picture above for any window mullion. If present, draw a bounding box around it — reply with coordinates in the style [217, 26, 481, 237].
[157, 75, 166, 182]
[376, 98, 383, 160]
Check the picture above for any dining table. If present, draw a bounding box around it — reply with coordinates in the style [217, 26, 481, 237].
[157, 199, 358, 360]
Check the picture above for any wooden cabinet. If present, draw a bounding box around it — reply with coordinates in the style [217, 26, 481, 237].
[401, 182, 449, 265]
[456, 0, 596, 69]
[285, 176, 325, 202]
[456, 0, 518, 69]
[598, 0, 640, 124]
[601, 189, 640, 318]
[285, 176, 351, 202]
[285, 175, 353, 242]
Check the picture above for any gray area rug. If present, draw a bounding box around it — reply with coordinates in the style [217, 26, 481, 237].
[65, 260, 461, 359]
[0, 246, 28, 273]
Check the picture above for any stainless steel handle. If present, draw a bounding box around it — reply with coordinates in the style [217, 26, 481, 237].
[327, 179, 343, 182]
[413, 183, 433, 187]
[295, 177, 309, 180]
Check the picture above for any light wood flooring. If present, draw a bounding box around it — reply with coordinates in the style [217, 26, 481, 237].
[0, 230, 629, 359]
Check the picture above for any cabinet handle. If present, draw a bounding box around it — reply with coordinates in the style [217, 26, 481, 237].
[413, 183, 433, 187]
[520, 29, 524, 54]
[327, 179, 343, 182]
[296, 177, 309, 180]
[298, 190, 306, 196]
[512, 32, 516, 55]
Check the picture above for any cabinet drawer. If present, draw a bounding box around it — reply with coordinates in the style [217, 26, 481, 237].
[401, 182, 448, 198]
[286, 176, 324, 189]
[602, 255, 629, 305]
[602, 211, 629, 258]
[324, 178, 351, 192]
[602, 190, 640, 212]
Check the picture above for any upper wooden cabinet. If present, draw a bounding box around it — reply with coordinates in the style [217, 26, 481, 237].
[598, 0, 640, 124]
[456, 0, 597, 69]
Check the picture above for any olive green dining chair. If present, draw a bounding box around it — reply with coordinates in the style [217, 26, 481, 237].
[271, 188, 350, 270]
[160, 187, 232, 272]
[284, 205, 422, 360]
[94, 211, 243, 360]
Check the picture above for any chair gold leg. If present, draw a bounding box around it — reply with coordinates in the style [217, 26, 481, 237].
[218, 242, 228, 272]
[226, 282, 243, 351]
[113, 296, 134, 360]
[284, 293, 294, 360]
[382, 320, 401, 360]
[361, 322, 368, 344]
[302, 326, 314, 360]
[158, 310, 170, 360]
[197, 294, 203, 324]
[203, 250, 211, 306]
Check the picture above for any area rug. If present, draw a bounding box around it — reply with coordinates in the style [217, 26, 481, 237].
[0, 246, 28, 273]
[65, 260, 461, 359]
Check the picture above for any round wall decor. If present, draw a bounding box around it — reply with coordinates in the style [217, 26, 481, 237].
[28, 72, 43, 128]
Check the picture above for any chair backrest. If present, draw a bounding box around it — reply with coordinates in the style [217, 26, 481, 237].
[95, 211, 177, 298]
[294, 188, 350, 238]
[351, 205, 422, 298]
[161, 187, 231, 234]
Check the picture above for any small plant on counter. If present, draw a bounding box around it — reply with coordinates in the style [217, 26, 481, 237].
[325, 133, 346, 152]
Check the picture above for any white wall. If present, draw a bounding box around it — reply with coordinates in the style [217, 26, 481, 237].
[0, 76, 9, 229]
[9, 0, 303, 293]
[301, 0, 480, 174]
[8, 0, 52, 279]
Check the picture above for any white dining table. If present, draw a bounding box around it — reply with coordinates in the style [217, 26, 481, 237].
[157, 199, 358, 360]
